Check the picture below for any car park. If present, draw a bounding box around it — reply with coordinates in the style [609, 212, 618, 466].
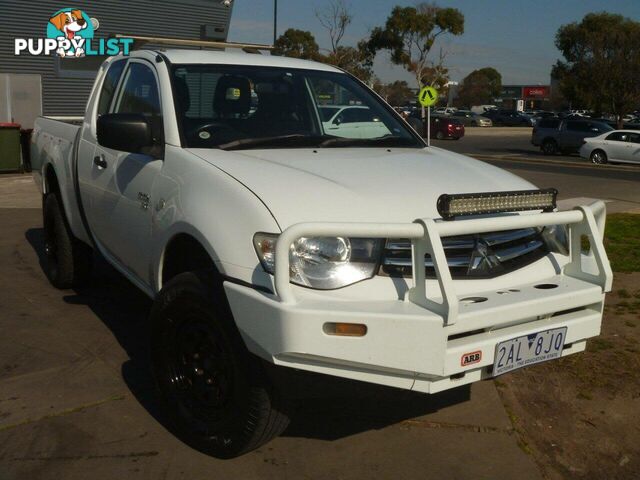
[450, 110, 492, 127]
[30, 41, 612, 458]
[532, 118, 614, 155]
[579, 130, 640, 164]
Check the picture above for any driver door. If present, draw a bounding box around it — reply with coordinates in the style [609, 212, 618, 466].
[91, 60, 164, 284]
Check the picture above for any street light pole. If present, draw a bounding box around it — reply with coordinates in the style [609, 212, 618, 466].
[273, 0, 278, 45]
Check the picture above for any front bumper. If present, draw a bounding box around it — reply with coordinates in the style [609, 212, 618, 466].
[225, 202, 612, 394]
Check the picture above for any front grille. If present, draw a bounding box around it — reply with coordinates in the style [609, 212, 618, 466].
[379, 228, 548, 279]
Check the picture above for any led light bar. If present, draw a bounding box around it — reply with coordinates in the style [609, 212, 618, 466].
[437, 188, 558, 220]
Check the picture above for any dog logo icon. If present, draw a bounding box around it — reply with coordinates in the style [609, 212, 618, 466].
[46, 8, 96, 57]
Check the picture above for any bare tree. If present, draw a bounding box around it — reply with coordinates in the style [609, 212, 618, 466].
[315, 0, 352, 55]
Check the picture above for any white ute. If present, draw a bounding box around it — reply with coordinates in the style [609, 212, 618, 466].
[31, 39, 612, 458]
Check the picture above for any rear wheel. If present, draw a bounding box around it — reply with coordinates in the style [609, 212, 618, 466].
[42, 193, 92, 289]
[150, 271, 289, 458]
[590, 149, 608, 165]
[541, 139, 558, 155]
[436, 131, 444, 140]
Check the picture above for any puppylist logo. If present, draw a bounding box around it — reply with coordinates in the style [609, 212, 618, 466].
[14, 8, 133, 58]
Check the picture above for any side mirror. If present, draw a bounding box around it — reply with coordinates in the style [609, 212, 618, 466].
[97, 113, 153, 153]
[333, 116, 342, 126]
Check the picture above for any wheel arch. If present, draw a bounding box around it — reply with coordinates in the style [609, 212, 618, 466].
[158, 229, 222, 292]
[43, 162, 60, 196]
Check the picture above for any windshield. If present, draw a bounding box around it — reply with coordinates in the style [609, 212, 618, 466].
[171, 64, 423, 150]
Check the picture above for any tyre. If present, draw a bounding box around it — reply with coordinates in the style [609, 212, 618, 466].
[150, 271, 289, 458]
[590, 149, 608, 165]
[541, 139, 558, 155]
[435, 131, 444, 140]
[43, 193, 92, 289]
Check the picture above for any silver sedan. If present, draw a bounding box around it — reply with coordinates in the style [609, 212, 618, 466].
[579, 130, 640, 165]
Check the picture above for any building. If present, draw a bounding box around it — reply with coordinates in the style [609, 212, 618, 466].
[497, 85, 551, 110]
[0, 1, 233, 118]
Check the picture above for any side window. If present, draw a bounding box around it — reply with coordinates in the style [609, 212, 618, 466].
[115, 63, 161, 117]
[341, 108, 374, 123]
[114, 62, 163, 153]
[539, 119, 560, 129]
[606, 132, 624, 141]
[628, 133, 640, 144]
[566, 121, 586, 132]
[96, 59, 126, 116]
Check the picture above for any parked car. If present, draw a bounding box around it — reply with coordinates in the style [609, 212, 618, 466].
[406, 112, 465, 139]
[450, 110, 492, 127]
[433, 107, 457, 115]
[470, 105, 497, 115]
[570, 110, 590, 117]
[483, 109, 535, 126]
[579, 130, 640, 164]
[532, 118, 614, 155]
[30, 44, 612, 458]
[533, 111, 557, 120]
[431, 115, 465, 139]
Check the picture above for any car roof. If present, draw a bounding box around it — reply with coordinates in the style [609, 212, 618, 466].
[130, 49, 342, 73]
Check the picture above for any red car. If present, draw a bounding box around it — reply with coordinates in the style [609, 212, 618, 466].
[406, 113, 465, 140]
[430, 115, 465, 140]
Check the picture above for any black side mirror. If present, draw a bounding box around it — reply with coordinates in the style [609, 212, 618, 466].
[97, 113, 153, 153]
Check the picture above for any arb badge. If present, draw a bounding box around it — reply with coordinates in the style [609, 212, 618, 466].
[461, 351, 482, 367]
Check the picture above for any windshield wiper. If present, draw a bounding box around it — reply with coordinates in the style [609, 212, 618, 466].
[217, 134, 418, 151]
[318, 135, 417, 148]
[218, 134, 325, 151]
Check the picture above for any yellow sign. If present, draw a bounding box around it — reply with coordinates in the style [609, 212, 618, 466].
[418, 86, 438, 107]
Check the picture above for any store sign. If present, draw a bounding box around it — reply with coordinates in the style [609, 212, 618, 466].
[523, 86, 549, 98]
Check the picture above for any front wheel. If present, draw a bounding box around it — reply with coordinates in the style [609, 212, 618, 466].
[590, 150, 608, 165]
[150, 271, 289, 458]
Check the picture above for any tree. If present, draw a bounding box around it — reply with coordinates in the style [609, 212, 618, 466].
[315, 0, 352, 55]
[373, 80, 414, 106]
[314, 1, 374, 83]
[455, 67, 502, 108]
[325, 42, 375, 83]
[366, 3, 464, 90]
[273, 28, 320, 60]
[554, 12, 640, 128]
[420, 48, 449, 89]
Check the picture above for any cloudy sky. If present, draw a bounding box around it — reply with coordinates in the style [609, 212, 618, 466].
[227, 0, 640, 86]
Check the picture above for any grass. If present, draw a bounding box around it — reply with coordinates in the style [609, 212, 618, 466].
[603, 214, 640, 273]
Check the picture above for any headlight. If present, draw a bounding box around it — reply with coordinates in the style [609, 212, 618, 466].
[540, 224, 569, 255]
[253, 233, 383, 289]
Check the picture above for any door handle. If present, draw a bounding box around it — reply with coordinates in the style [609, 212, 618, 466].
[93, 155, 107, 169]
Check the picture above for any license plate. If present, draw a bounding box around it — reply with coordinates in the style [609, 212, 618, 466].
[493, 327, 567, 376]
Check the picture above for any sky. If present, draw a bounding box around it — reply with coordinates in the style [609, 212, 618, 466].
[227, 0, 640, 86]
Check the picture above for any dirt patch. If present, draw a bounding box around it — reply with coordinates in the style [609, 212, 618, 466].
[496, 272, 640, 480]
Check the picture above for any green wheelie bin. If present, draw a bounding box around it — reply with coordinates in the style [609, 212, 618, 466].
[0, 123, 23, 173]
